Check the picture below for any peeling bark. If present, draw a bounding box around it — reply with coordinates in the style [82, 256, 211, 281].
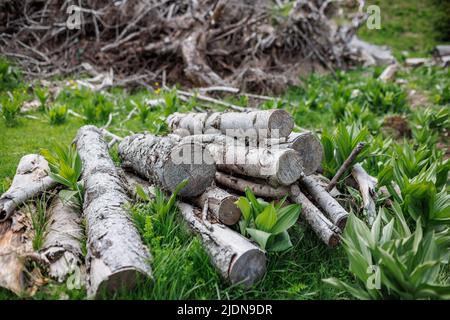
[178, 202, 266, 287]
[167, 109, 294, 138]
[0, 154, 57, 222]
[41, 195, 85, 284]
[75, 125, 152, 298]
[193, 186, 241, 226]
[118, 133, 216, 197]
[290, 185, 340, 247]
[299, 175, 349, 230]
[351, 163, 377, 226]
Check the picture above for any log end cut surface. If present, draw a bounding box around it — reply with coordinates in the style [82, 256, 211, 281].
[276, 150, 304, 185]
[218, 196, 241, 226]
[229, 248, 266, 287]
[291, 133, 323, 175]
[268, 109, 294, 138]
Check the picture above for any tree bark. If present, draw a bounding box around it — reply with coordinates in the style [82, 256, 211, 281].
[118, 133, 216, 197]
[75, 125, 152, 298]
[0, 208, 42, 296]
[215, 171, 290, 198]
[299, 175, 349, 230]
[290, 185, 340, 247]
[178, 201, 266, 287]
[193, 186, 241, 226]
[378, 63, 399, 82]
[267, 132, 323, 175]
[167, 109, 294, 138]
[0, 154, 57, 222]
[41, 195, 85, 284]
[351, 163, 377, 226]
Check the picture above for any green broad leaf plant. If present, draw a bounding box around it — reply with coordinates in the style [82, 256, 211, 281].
[235, 187, 301, 252]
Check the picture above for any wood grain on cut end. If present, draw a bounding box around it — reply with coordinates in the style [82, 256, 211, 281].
[275, 149, 304, 186]
[218, 196, 241, 225]
[268, 109, 294, 138]
[229, 248, 267, 287]
[288, 132, 323, 175]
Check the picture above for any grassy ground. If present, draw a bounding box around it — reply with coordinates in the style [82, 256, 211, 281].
[0, 1, 449, 300]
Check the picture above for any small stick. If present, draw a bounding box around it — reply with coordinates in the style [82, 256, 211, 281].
[177, 89, 252, 112]
[326, 142, 366, 192]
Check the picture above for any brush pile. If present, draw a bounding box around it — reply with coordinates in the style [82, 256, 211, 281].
[0, 108, 358, 297]
[0, 0, 384, 93]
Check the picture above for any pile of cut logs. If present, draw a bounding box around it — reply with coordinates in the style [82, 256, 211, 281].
[0, 109, 351, 298]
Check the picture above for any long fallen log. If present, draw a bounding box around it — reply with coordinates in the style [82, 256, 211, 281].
[118, 133, 216, 197]
[352, 163, 377, 226]
[167, 109, 294, 138]
[0, 154, 57, 222]
[178, 202, 266, 287]
[75, 125, 152, 298]
[290, 185, 340, 247]
[299, 175, 349, 230]
[41, 195, 85, 284]
[193, 186, 241, 226]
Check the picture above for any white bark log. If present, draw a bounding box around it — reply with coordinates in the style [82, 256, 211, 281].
[41, 195, 85, 284]
[193, 186, 241, 226]
[178, 202, 266, 287]
[290, 185, 340, 247]
[352, 163, 377, 226]
[75, 125, 152, 298]
[434, 45, 450, 57]
[0, 154, 57, 222]
[299, 175, 349, 230]
[118, 133, 216, 197]
[215, 171, 289, 198]
[167, 109, 294, 138]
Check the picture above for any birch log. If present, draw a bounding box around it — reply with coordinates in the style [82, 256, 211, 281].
[352, 163, 377, 226]
[193, 186, 241, 226]
[215, 171, 289, 198]
[272, 132, 323, 175]
[299, 175, 349, 230]
[290, 185, 340, 247]
[118, 133, 216, 197]
[167, 109, 294, 138]
[41, 195, 85, 284]
[178, 202, 266, 287]
[0, 154, 57, 222]
[75, 125, 152, 298]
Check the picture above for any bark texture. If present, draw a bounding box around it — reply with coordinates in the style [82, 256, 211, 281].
[352, 163, 377, 226]
[118, 133, 216, 197]
[0, 209, 41, 295]
[290, 185, 340, 247]
[0, 154, 57, 222]
[41, 195, 85, 284]
[299, 175, 349, 230]
[193, 186, 241, 226]
[75, 125, 152, 298]
[215, 171, 289, 199]
[178, 202, 266, 287]
[167, 109, 294, 138]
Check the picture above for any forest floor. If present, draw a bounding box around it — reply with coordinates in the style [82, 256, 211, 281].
[0, 0, 449, 300]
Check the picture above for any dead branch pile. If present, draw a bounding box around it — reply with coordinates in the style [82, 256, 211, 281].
[0, 0, 375, 93]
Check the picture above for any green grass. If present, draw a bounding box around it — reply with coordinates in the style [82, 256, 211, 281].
[358, 0, 446, 57]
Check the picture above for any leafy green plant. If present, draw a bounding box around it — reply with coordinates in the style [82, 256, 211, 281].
[40, 144, 84, 208]
[48, 104, 68, 125]
[162, 89, 179, 116]
[235, 187, 301, 252]
[356, 79, 408, 115]
[0, 58, 21, 91]
[321, 123, 370, 179]
[0, 90, 23, 126]
[80, 92, 113, 124]
[134, 98, 150, 123]
[28, 193, 50, 251]
[35, 86, 49, 112]
[324, 211, 450, 299]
